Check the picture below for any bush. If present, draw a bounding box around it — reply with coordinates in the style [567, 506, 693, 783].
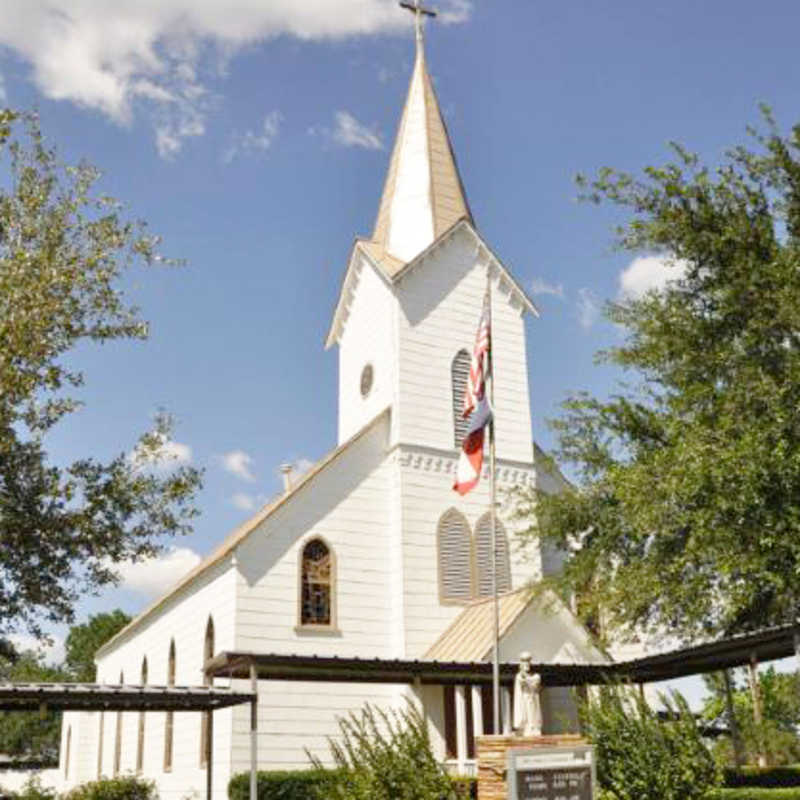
[10, 777, 58, 800]
[580, 685, 720, 800]
[450, 777, 476, 799]
[707, 790, 800, 800]
[62, 776, 157, 800]
[228, 769, 343, 800]
[312, 702, 458, 800]
[724, 766, 800, 787]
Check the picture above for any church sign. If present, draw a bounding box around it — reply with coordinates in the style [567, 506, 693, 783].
[506, 745, 594, 800]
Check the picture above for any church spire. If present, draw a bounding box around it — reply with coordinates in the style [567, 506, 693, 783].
[370, 3, 473, 265]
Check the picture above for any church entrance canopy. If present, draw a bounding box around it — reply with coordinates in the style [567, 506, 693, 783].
[205, 620, 800, 687]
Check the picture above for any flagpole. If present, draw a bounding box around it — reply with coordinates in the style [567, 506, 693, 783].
[488, 277, 501, 736]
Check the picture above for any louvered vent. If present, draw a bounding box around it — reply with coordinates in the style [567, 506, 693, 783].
[452, 349, 471, 447]
[475, 513, 512, 598]
[438, 509, 473, 602]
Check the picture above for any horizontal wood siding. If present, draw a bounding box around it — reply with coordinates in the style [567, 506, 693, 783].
[395, 229, 534, 464]
[338, 256, 396, 444]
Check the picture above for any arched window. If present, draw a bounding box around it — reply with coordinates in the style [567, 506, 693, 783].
[451, 349, 471, 447]
[200, 617, 214, 766]
[475, 513, 512, 598]
[113, 671, 123, 776]
[136, 657, 147, 772]
[300, 539, 334, 626]
[164, 640, 175, 771]
[437, 509, 473, 603]
[64, 725, 72, 779]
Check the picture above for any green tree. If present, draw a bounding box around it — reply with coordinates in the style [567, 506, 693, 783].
[0, 110, 202, 639]
[580, 686, 719, 800]
[702, 668, 800, 766]
[64, 610, 131, 682]
[0, 644, 66, 761]
[515, 109, 800, 642]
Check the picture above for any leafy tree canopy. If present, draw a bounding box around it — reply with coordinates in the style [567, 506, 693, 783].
[515, 108, 800, 641]
[64, 610, 131, 683]
[0, 110, 202, 639]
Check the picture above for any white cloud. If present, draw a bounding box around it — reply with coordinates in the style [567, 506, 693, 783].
[221, 449, 256, 482]
[114, 547, 201, 597]
[231, 492, 257, 511]
[0, 1, 470, 156]
[0, 73, 6, 104]
[130, 433, 192, 470]
[8, 632, 65, 665]
[332, 111, 383, 150]
[577, 287, 601, 329]
[223, 109, 283, 163]
[530, 277, 565, 299]
[618, 255, 689, 300]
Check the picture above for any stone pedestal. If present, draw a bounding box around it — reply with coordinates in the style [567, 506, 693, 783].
[475, 734, 587, 800]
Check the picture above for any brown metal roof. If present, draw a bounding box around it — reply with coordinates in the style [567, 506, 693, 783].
[0, 683, 254, 712]
[424, 589, 534, 662]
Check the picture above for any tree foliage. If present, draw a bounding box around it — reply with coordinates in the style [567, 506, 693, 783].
[580, 685, 719, 800]
[0, 110, 202, 638]
[703, 668, 800, 766]
[64, 610, 131, 683]
[515, 109, 800, 641]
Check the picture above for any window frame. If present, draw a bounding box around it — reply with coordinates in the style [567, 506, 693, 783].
[296, 536, 338, 632]
[437, 508, 475, 605]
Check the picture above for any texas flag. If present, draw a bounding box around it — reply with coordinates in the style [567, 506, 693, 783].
[453, 291, 492, 495]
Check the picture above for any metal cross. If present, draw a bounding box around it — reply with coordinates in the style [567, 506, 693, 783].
[399, 0, 437, 44]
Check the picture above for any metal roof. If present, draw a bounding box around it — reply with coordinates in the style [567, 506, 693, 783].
[205, 622, 800, 688]
[0, 683, 254, 713]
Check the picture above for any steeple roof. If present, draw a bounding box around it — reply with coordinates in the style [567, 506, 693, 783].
[370, 25, 473, 266]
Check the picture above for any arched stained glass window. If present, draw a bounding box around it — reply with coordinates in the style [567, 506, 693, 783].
[164, 640, 175, 771]
[113, 671, 123, 776]
[200, 617, 214, 767]
[136, 657, 147, 772]
[437, 509, 473, 603]
[301, 539, 333, 626]
[451, 349, 471, 448]
[475, 513, 512, 598]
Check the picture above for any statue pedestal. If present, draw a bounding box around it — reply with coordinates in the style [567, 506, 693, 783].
[475, 734, 590, 800]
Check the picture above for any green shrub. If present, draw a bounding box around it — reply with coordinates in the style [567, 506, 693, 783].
[724, 766, 800, 787]
[10, 777, 58, 800]
[450, 777, 476, 799]
[580, 685, 720, 800]
[706, 789, 800, 799]
[227, 768, 343, 800]
[312, 702, 458, 800]
[62, 775, 157, 800]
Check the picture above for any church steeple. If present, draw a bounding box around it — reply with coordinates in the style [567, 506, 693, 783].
[370, 5, 473, 265]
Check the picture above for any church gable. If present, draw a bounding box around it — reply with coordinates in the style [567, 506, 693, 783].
[232, 407, 399, 659]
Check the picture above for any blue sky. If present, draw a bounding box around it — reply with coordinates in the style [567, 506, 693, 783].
[2, 0, 799, 699]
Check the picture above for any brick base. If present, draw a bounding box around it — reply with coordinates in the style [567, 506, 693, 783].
[475, 734, 587, 800]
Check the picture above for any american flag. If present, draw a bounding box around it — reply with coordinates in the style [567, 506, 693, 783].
[462, 290, 491, 418]
[453, 289, 493, 496]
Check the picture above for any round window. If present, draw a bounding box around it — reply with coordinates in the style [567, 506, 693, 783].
[360, 364, 374, 398]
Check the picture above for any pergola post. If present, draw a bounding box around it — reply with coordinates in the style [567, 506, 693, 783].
[501, 687, 512, 734]
[722, 669, 744, 768]
[748, 652, 767, 767]
[455, 685, 468, 772]
[471, 685, 483, 739]
[250, 661, 258, 800]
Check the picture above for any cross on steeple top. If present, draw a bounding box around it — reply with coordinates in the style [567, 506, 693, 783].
[399, 1, 437, 46]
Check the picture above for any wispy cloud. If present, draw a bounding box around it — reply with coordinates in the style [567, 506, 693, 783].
[530, 277, 565, 299]
[331, 111, 383, 150]
[618, 255, 688, 300]
[8, 632, 65, 665]
[0, 73, 6, 104]
[113, 547, 202, 597]
[223, 110, 283, 164]
[231, 492, 258, 511]
[221, 449, 256, 482]
[577, 287, 601, 329]
[0, 1, 470, 157]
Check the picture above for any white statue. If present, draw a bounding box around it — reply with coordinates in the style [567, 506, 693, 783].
[513, 651, 542, 736]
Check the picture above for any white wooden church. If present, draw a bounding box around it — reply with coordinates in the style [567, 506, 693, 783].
[58, 12, 608, 799]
